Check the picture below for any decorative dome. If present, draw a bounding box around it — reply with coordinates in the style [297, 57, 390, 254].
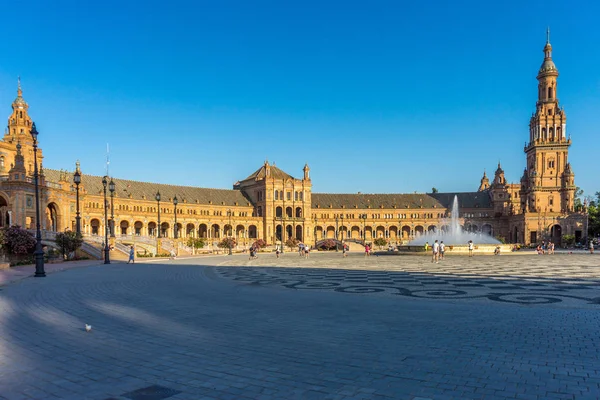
[539, 59, 557, 74]
[13, 78, 27, 107]
[538, 33, 558, 77]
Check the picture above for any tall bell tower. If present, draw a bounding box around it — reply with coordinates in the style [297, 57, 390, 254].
[5, 78, 34, 144]
[3, 79, 42, 176]
[523, 30, 574, 213]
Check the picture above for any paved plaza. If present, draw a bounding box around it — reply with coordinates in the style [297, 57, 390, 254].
[0, 252, 599, 400]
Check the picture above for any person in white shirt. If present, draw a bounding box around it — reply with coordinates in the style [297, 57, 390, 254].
[468, 240, 474, 257]
[439, 241, 445, 260]
[432, 240, 439, 263]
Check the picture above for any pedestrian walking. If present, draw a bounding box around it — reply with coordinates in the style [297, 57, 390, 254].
[128, 245, 135, 263]
[439, 241, 445, 260]
[590, 241, 595, 254]
[432, 240, 439, 263]
[468, 240, 474, 257]
[365, 244, 370, 257]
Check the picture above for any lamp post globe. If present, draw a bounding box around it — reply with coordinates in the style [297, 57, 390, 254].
[73, 168, 81, 235]
[30, 122, 45, 277]
[155, 191, 161, 238]
[102, 176, 110, 264]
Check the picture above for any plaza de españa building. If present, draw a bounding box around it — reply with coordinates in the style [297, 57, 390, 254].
[0, 36, 587, 253]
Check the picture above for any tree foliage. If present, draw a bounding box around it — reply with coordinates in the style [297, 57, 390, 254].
[562, 234, 575, 247]
[374, 237, 387, 248]
[218, 237, 236, 249]
[285, 237, 299, 250]
[252, 239, 267, 249]
[574, 187, 584, 211]
[3, 226, 36, 255]
[431, 187, 438, 193]
[586, 191, 600, 240]
[55, 231, 83, 259]
[186, 237, 205, 249]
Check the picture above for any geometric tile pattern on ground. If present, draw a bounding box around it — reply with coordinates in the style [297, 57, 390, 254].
[216, 253, 600, 306]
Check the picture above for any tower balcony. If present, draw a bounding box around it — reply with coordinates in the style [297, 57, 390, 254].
[524, 138, 571, 152]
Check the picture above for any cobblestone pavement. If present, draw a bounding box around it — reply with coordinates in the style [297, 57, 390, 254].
[0, 260, 105, 287]
[0, 253, 599, 400]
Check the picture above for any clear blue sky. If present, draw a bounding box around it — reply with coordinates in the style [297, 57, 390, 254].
[0, 0, 598, 197]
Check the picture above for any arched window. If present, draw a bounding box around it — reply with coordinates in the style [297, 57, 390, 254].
[274, 191, 278, 200]
[548, 87, 553, 99]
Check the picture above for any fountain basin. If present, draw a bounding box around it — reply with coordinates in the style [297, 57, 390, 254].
[397, 243, 513, 255]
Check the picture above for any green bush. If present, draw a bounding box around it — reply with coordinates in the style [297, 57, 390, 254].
[563, 234, 575, 246]
[187, 237, 205, 249]
[374, 238, 387, 248]
[55, 231, 83, 260]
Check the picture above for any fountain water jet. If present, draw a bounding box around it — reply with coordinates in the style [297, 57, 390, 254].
[407, 195, 500, 246]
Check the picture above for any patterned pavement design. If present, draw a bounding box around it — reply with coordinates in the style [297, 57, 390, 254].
[0, 253, 599, 400]
[216, 252, 600, 307]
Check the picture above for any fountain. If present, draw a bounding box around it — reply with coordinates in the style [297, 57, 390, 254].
[397, 195, 511, 255]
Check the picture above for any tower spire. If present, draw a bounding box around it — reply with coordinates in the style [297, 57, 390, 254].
[17, 76, 22, 97]
[546, 27, 550, 44]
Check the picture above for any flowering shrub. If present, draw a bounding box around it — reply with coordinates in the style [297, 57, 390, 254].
[252, 239, 267, 249]
[285, 237, 299, 250]
[218, 237, 236, 249]
[3, 226, 36, 256]
[319, 239, 337, 250]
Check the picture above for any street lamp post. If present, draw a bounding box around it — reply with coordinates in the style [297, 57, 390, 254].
[398, 218, 402, 244]
[30, 123, 45, 277]
[280, 215, 284, 254]
[173, 196, 178, 239]
[335, 216, 339, 252]
[340, 215, 345, 241]
[314, 216, 318, 249]
[227, 209, 232, 255]
[155, 191, 161, 238]
[102, 176, 110, 264]
[109, 179, 115, 237]
[73, 167, 81, 236]
[361, 214, 367, 245]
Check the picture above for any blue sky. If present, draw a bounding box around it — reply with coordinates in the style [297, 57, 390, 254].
[0, 0, 598, 197]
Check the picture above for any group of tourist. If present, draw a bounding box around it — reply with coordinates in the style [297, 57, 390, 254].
[426, 239, 475, 262]
[536, 241, 555, 255]
[426, 240, 447, 263]
[249, 245, 259, 259]
[298, 244, 310, 258]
